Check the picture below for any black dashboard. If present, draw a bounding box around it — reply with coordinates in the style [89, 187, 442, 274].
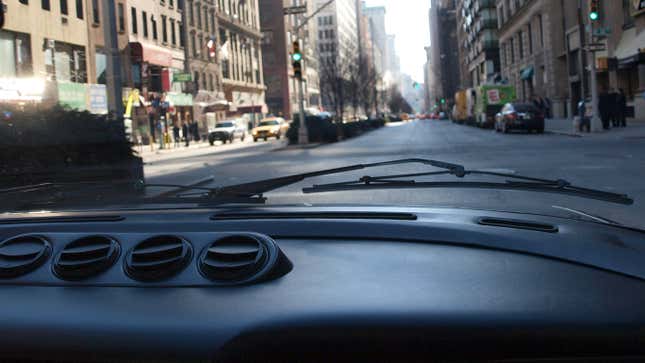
[1, 205, 645, 362]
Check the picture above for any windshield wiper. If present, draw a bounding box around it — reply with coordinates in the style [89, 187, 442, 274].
[296, 159, 633, 205]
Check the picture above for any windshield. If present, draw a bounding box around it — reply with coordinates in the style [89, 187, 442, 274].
[1, 0, 644, 229]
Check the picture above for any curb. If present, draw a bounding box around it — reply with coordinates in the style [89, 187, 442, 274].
[272, 143, 323, 151]
[545, 131, 583, 137]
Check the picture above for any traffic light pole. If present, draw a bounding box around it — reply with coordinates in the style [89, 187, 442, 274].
[586, 2, 602, 132]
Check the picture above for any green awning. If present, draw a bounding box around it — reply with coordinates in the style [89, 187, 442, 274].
[520, 66, 534, 80]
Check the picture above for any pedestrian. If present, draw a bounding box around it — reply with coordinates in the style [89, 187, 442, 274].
[172, 122, 180, 148]
[544, 97, 552, 119]
[182, 121, 190, 147]
[617, 88, 627, 127]
[598, 88, 611, 130]
[609, 89, 619, 127]
[148, 108, 156, 143]
[191, 120, 200, 142]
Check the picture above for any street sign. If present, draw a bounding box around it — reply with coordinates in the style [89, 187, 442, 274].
[283, 4, 307, 15]
[173, 73, 192, 82]
[585, 44, 606, 52]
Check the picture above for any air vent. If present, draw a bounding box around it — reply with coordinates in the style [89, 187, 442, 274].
[53, 236, 120, 280]
[125, 235, 192, 281]
[477, 217, 558, 233]
[199, 234, 291, 285]
[0, 235, 51, 278]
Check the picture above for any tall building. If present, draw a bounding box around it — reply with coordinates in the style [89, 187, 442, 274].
[385, 34, 400, 84]
[216, 0, 266, 123]
[315, 0, 359, 112]
[260, 0, 320, 119]
[496, 0, 567, 117]
[362, 5, 386, 74]
[456, 0, 500, 86]
[497, 0, 645, 121]
[184, 0, 225, 127]
[428, 0, 459, 108]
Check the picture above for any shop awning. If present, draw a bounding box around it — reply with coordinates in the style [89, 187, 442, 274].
[520, 66, 534, 80]
[165, 92, 193, 107]
[614, 27, 645, 67]
[129, 42, 173, 67]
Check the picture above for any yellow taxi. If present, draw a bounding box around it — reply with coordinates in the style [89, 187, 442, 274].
[252, 117, 290, 141]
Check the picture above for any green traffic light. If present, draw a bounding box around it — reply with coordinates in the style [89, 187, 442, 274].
[589, 11, 599, 21]
[441, 98, 446, 104]
[292, 53, 302, 62]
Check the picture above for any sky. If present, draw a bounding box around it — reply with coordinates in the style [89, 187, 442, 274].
[363, 0, 430, 83]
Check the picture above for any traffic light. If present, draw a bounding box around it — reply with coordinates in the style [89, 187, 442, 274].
[207, 38, 216, 58]
[589, 0, 600, 21]
[292, 41, 302, 79]
[440, 98, 446, 104]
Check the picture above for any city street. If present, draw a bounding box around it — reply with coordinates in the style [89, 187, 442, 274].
[144, 120, 645, 228]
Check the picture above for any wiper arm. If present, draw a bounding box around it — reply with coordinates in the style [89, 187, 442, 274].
[300, 163, 634, 206]
[211, 158, 466, 198]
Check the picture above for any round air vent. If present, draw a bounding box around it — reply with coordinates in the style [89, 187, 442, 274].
[0, 235, 51, 278]
[53, 235, 120, 280]
[199, 234, 286, 284]
[125, 235, 192, 281]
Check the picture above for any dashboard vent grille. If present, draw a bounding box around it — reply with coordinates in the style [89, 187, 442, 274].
[478, 217, 558, 233]
[54, 236, 120, 280]
[125, 235, 192, 281]
[211, 211, 418, 221]
[199, 235, 268, 283]
[0, 235, 51, 278]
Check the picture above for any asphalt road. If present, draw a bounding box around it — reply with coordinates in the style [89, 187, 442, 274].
[144, 120, 645, 228]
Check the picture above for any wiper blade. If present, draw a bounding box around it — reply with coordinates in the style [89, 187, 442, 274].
[300, 163, 633, 205]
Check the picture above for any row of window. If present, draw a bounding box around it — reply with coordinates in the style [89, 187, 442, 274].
[318, 29, 335, 40]
[193, 70, 217, 91]
[29, 0, 84, 19]
[129, 8, 184, 48]
[318, 16, 333, 26]
[500, 15, 544, 67]
[318, 42, 336, 53]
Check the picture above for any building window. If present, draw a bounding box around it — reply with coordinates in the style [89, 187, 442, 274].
[196, 3, 202, 29]
[179, 22, 184, 46]
[170, 19, 176, 45]
[194, 71, 200, 89]
[202, 72, 206, 89]
[0, 30, 33, 77]
[162, 15, 168, 43]
[42, 0, 51, 10]
[116, 4, 125, 32]
[622, 0, 634, 27]
[75, 0, 83, 19]
[188, 1, 194, 25]
[510, 37, 515, 63]
[204, 8, 209, 32]
[60, 0, 68, 15]
[192, 33, 197, 56]
[528, 23, 533, 54]
[169, 0, 174, 7]
[199, 37, 204, 59]
[210, 12, 215, 33]
[518, 31, 523, 59]
[19, 0, 28, 4]
[142, 11, 148, 37]
[130, 7, 136, 34]
[538, 14, 544, 47]
[92, 0, 99, 23]
[152, 16, 158, 40]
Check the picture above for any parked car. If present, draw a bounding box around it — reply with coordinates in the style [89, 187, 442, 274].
[438, 112, 447, 120]
[495, 103, 545, 133]
[252, 117, 289, 141]
[208, 119, 247, 145]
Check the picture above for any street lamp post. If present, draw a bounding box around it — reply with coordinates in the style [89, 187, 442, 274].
[287, 0, 335, 144]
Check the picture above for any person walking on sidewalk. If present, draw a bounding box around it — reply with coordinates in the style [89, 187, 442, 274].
[182, 121, 190, 147]
[598, 88, 611, 130]
[172, 122, 181, 148]
[617, 89, 627, 128]
[610, 89, 620, 127]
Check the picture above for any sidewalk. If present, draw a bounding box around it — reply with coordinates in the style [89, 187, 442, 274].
[545, 118, 645, 138]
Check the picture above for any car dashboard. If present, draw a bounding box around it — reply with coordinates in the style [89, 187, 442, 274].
[1, 206, 645, 362]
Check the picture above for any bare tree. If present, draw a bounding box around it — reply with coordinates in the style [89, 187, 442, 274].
[319, 46, 356, 122]
[388, 84, 412, 115]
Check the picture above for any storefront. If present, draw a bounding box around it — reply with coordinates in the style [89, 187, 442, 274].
[609, 27, 645, 121]
[225, 89, 267, 128]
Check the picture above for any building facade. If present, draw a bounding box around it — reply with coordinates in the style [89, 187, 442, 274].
[496, 0, 568, 117]
[428, 0, 460, 109]
[362, 4, 386, 75]
[260, 0, 320, 120]
[216, 0, 265, 124]
[456, 0, 500, 87]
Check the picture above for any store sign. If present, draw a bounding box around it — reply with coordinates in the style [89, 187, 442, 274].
[57, 82, 87, 110]
[173, 73, 193, 82]
[0, 78, 47, 102]
[486, 89, 501, 104]
[166, 92, 193, 106]
[88, 84, 107, 114]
